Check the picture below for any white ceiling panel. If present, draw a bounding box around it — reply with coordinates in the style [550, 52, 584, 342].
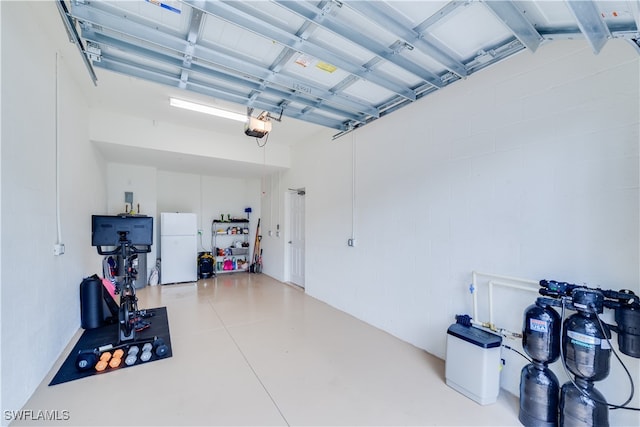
[341, 79, 398, 105]
[429, 2, 512, 59]
[57, 0, 639, 138]
[388, 1, 453, 28]
[286, 54, 352, 88]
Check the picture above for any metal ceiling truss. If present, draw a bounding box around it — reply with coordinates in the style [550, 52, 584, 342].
[60, 0, 640, 139]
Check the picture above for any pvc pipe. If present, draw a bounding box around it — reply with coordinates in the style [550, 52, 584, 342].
[472, 271, 479, 320]
[490, 280, 541, 293]
[470, 272, 540, 338]
[472, 270, 539, 286]
[488, 279, 540, 327]
[488, 280, 494, 326]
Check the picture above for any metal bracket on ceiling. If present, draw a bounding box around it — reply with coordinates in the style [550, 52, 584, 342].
[257, 108, 283, 123]
[321, 0, 343, 16]
[86, 42, 102, 62]
[55, 0, 97, 85]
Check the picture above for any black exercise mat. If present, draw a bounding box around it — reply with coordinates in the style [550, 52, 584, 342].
[49, 307, 172, 386]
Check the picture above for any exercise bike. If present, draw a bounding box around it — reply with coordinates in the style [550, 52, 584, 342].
[92, 215, 153, 342]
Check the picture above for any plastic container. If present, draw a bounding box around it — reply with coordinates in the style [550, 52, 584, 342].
[445, 323, 502, 405]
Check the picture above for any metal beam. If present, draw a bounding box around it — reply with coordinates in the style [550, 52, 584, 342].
[183, 0, 416, 100]
[70, 1, 378, 118]
[247, 1, 328, 109]
[483, 1, 543, 52]
[93, 57, 347, 130]
[346, 1, 468, 78]
[55, 0, 97, 85]
[414, 1, 471, 33]
[81, 28, 370, 124]
[565, 0, 611, 54]
[275, 0, 445, 88]
[179, 8, 205, 88]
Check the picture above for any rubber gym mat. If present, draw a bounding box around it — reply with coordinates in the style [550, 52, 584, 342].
[49, 307, 172, 386]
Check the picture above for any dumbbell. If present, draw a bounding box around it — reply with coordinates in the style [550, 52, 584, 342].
[139, 337, 169, 362]
[75, 337, 168, 370]
[95, 351, 112, 371]
[75, 350, 98, 371]
[75, 342, 119, 371]
[153, 337, 169, 358]
[138, 342, 150, 362]
[109, 349, 124, 368]
[125, 345, 139, 366]
[95, 349, 124, 370]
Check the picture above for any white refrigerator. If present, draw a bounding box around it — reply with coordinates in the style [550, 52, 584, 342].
[160, 212, 197, 284]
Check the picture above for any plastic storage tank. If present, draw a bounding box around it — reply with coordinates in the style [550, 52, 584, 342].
[445, 323, 502, 405]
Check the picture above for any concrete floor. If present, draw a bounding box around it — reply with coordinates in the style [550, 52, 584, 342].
[13, 273, 520, 426]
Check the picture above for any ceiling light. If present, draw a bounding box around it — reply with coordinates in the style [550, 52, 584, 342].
[169, 98, 247, 122]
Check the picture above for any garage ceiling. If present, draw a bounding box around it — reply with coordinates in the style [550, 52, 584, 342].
[58, 0, 640, 139]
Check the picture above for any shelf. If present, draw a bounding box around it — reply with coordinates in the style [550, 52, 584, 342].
[212, 214, 251, 275]
[216, 268, 249, 274]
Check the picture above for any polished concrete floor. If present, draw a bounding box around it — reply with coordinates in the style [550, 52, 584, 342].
[15, 274, 520, 426]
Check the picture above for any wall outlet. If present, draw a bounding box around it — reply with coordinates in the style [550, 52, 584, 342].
[347, 238, 356, 247]
[54, 243, 65, 256]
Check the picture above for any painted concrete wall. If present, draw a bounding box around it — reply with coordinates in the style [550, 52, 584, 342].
[156, 170, 261, 268]
[283, 40, 640, 426]
[1, 1, 107, 417]
[2, 2, 639, 426]
[103, 164, 262, 281]
[90, 109, 291, 170]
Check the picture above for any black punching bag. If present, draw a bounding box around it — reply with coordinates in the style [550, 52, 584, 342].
[80, 275, 103, 329]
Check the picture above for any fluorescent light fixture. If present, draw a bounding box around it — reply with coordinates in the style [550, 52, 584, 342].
[169, 98, 247, 122]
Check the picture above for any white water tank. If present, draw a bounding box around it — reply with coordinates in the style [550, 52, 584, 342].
[445, 323, 502, 405]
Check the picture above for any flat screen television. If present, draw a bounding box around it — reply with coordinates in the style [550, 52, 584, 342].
[91, 215, 153, 247]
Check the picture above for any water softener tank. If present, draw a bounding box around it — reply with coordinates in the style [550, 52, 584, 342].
[560, 378, 609, 427]
[563, 289, 611, 381]
[519, 299, 561, 427]
[80, 275, 103, 329]
[560, 288, 611, 427]
[519, 364, 559, 427]
[523, 299, 561, 363]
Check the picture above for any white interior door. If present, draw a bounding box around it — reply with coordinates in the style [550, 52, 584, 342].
[288, 190, 305, 288]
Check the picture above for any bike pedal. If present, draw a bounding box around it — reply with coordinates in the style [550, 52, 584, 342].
[135, 321, 151, 332]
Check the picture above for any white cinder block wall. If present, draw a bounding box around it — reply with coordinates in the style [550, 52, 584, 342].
[272, 40, 639, 426]
[2, 2, 639, 425]
[1, 1, 107, 418]
[155, 171, 261, 260]
[103, 165, 262, 280]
